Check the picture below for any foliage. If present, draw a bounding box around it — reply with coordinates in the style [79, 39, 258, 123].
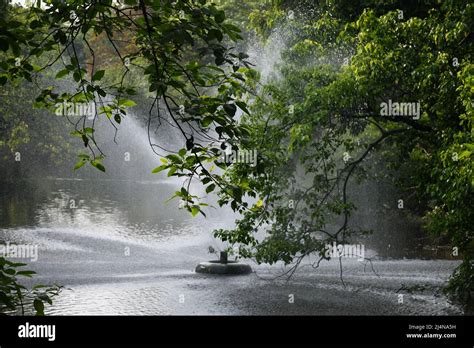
[0, 0, 256, 313]
[213, 0, 473, 308]
[0, 0, 473, 311]
[0, 0, 256, 218]
[0, 257, 61, 315]
[0, 81, 77, 168]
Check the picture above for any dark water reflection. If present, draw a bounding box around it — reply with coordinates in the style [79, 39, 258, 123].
[0, 177, 221, 241]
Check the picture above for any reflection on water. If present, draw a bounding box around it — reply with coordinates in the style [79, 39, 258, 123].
[0, 178, 223, 243]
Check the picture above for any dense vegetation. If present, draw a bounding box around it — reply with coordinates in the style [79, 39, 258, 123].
[0, 0, 472, 313]
[218, 0, 474, 308]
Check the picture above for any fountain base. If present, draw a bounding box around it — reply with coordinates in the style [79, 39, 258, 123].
[195, 260, 252, 275]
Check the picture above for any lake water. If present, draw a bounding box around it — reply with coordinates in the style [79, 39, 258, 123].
[0, 177, 464, 315]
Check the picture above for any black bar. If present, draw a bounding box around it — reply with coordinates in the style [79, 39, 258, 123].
[0, 316, 472, 346]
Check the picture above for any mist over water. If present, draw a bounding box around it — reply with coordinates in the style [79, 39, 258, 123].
[244, 16, 426, 259]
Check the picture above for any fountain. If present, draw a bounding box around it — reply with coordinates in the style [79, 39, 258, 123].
[195, 251, 252, 275]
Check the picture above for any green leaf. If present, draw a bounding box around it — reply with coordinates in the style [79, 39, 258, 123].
[92, 70, 105, 81]
[235, 101, 250, 115]
[119, 99, 136, 107]
[73, 160, 86, 170]
[458, 150, 471, 159]
[206, 183, 216, 193]
[114, 114, 121, 124]
[17, 270, 36, 277]
[70, 130, 82, 137]
[208, 29, 223, 42]
[167, 167, 177, 177]
[152, 164, 167, 173]
[215, 56, 225, 66]
[91, 161, 106, 172]
[33, 299, 44, 316]
[55, 69, 69, 79]
[215, 11, 225, 23]
[73, 71, 81, 82]
[81, 134, 89, 147]
[186, 138, 194, 150]
[201, 116, 213, 127]
[191, 206, 200, 217]
[224, 104, 237, 117]
[166, 154, 182, 163]
[30, 20, 42, 29]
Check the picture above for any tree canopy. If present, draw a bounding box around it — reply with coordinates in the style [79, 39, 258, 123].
[0, 0, 473, 312]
